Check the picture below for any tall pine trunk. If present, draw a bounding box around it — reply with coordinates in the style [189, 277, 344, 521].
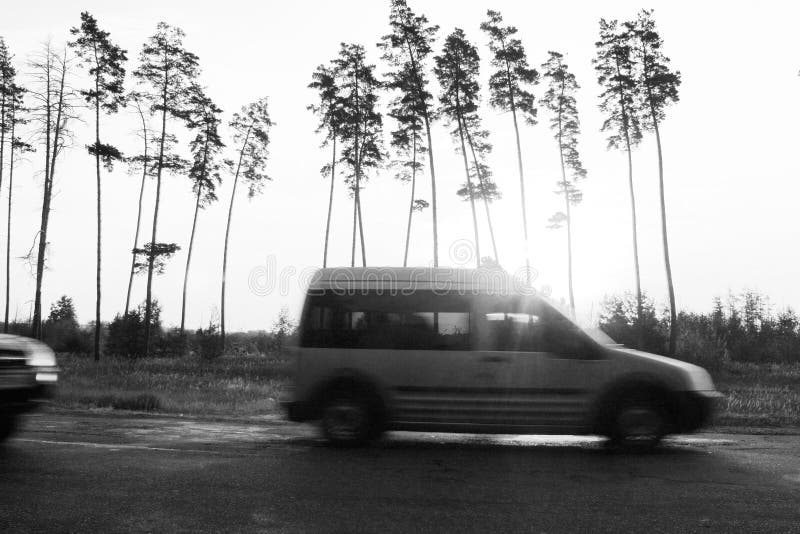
[455, 111, 480, 268]
[180, 185, 202, 335]
[93, 68, 102, 362]
[403, 135, 417, 267]
[650, 102, 677, 354]
[144, 73, 169, 357]
[556, 91, 576, 319]
[4, 100, 16, 332]
[322, 134, 336, 268]
[624, 126, 643, 349]
[221, 122, 253, 348]
[464, 127, 499, 264]
[34, 51, 66, 339]
[125, 106, 148, 316]
[403, 38, 438, 267]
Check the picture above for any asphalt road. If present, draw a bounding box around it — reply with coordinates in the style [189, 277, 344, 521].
[1, 410, 798, 533]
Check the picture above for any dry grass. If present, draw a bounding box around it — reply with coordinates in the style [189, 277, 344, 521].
[55, 353, 291, 417]
[54, 354, 800, 429]
[712, 362, 800, 427]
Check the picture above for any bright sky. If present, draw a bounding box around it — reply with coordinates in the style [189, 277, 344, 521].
[2, 0, 799, 331]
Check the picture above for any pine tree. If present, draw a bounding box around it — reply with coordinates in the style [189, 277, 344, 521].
[3, 74, 31, 333]
[308, 63, 345, 268]
[181, 84, 223, 335]
[28, 42, 78, 339]
[627, 9, 682, 354]
[133, 22, 199, 356]
[70, 11, 128, 361]
[221, 97, 273, 347]
[435, 29, 499, 266]
[123, 92, 154, 317]
[481, 9, 539, 281]
[541, 51, 586, 318]
[379, 0, 440, 265]
[594, 18, 644, 348]
[332, 43, 384, 267]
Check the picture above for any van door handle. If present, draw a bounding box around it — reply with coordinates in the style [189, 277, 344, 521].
[480, 355, 510, 363]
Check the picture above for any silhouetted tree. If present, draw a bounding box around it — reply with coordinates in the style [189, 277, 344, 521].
[133, 22, 199, 356]
[308, 63, 345, 268]
[333, 43, 384, 267]
[123, 92, 155, 316]
[628, 9, 682, 354]
[481, 10, 539, 281]
[28, 42, 78, 339]
[0, 38, 13, 224]
[594, 18, 644, 347]
[221, 97, 273, 347]
[541, 51, 586, 318]
[181, 85, 223, 335]
[385, 63, 428, 266]
[435, 29, 499, 266]
[1, 54, 30, 333]
[70, 11, 128, 361]
[379, 0, 440, 265]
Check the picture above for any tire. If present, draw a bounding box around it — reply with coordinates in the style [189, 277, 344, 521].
[607, 394, 666, 452]
[320, 389, 381, 447]
[0, 413, 17, 442]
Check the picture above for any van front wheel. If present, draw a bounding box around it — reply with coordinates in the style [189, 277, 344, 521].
[608, 395, 666, 452]
[321, 392, 376, 446]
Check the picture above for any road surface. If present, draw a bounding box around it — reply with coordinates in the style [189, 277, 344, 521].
[1, 410, 798, 533]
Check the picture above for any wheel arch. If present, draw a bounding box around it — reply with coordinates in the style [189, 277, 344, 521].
[591, 373, 681, 435]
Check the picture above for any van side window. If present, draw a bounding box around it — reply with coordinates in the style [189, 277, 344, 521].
[300, 291, 471, 350]
[475, 296, 594, 357]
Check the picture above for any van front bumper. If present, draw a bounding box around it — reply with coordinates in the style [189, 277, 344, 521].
[673, 390, 723, 432]
[283, 400, 316, 422]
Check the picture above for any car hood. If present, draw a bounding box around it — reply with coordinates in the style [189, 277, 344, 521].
[608, 347, 716, 391]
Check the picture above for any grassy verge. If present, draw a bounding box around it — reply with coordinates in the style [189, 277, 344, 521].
[711, 362, 800, 428]
[53, 354, 800, 429]
[55, 353, 291, 417]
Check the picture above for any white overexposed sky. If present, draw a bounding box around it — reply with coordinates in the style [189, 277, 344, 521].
[2, 0, 799, 331]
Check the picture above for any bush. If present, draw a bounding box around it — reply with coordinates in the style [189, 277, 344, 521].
[105, 300, 163, 358]
[194, 323, 223, 360]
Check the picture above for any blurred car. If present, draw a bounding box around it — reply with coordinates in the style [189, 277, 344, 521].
[0, 334, 59, 441]
[284, 267, 721, 451]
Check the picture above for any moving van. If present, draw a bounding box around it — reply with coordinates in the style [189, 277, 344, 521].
[284, 268, 719, 450]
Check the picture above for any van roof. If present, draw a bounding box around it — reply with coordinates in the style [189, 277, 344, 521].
[307, 267, 528, 294]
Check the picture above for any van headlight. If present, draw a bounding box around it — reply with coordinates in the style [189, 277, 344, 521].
[28, 348, 57, 368]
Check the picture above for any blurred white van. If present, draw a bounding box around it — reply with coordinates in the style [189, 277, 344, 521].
[284, 268, 719, 450]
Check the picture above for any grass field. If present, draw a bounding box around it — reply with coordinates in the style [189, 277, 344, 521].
[53, 354, 800, 429]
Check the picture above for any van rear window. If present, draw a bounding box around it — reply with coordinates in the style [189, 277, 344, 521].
[300, 291, 471, 350]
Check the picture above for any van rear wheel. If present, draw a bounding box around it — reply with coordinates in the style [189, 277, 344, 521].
[320, 391, 377, 446]
[608, 395, 666, 452]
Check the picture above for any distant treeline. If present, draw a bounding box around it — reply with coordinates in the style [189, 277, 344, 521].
[600, 291, 800, 365]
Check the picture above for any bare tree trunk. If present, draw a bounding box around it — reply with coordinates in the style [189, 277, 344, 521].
[221, 122, 254, 349]
[464, 126, 499, 264]
[144, 70, 169, 358]
[500, 38, 531, 284]
[125, 103, 148, 316]
[34, 48, 67, 339]
[180, 186, 202, 335]
[4, 101, 16, 333]
[455, 113, 480, 268]
[403, 135, 417, 267]
[650, 104, 677, 354]
[624, 129, 643, 349]
[350, 189, 357, 268]
[356, 187, 366, 267]
[322, 134, 336, 268]
[93, 67, 102, 362]
[403, 37, 438, 267]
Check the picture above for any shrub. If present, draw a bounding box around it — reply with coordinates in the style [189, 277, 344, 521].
[194, 322, 224, 360]
[105, 300, 162, 358]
